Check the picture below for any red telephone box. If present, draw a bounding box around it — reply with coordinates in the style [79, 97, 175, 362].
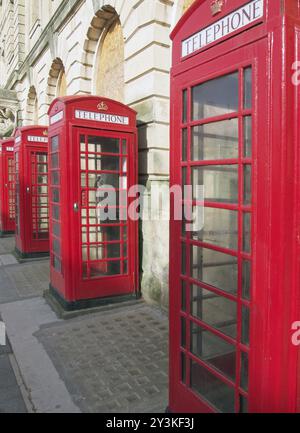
[47, 96, 139, 310]
[14, 126, 49, 258]
[0, 137, 15, 236]
[170, 0, 300, 413]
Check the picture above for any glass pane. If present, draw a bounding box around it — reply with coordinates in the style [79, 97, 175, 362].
[51, 153, 59, 169]
[244, 67, 252, 109]
[51, 188, 60, 203]
[182, 281, 187, 312]
[53, 222, 61, 238]
[242, 261, 251, 301]
[88, 136, 120, 154]
[192, 207, 238, 251]
[192, 119, 238, 161]
[182, 167, 187, 189]
[181, 353, 186, 383]
[52, 205, 60, 221]
[243, 213, 251, 253]
[191, 285, 237, 338]
[51, 136, 59, 153]
[51, 171, 60, 185]
[193, 165, 238, 203]
[191, 323, 236, 381]
[242, 306, 250, 346]
[181, 318, 186, 348]
[239, 395, 248, 414]
[182, 129, 188, 162]
[182, 89, 188, 123]
[244, 116, 252, 158]
[191, 246, 238, 294]
[244, 165, 252, 205]
[53, 256, 62, 273]
[192, 72, 238, 121]
[89, 261, 121, 278]
[190, 361, 235, 413]
[240, 351, 249, 392]
[182, 243, 186, 276]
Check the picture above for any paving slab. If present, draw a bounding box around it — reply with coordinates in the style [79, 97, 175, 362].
[0, 254, 18, 266]
[35, 303, 169, 413]
[0, 298, 81, 413]
[0, 237, 15, 256]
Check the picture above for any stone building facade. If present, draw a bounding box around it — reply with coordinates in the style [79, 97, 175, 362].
[0, 0, 196, 308]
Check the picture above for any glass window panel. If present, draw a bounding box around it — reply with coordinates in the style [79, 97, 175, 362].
[53, 239, 61, 256]
[122, 140, 127, 155]
[181, 353, 186, 383]
[183, 89, 188, 123]
[242, 261, 251, 301]
[190, 361, 235, 413]
[52, 205, 60, 221]
[96, 155, 119, 172]
[81, 156, 86, 170]
[123, 226, 128, 242]
[243, 213, 251, 253]
[191, 285, 237, 338]
[51, 171, 60, 186]
[182, 129, 188, 162]
[182, 281, 187, 312]
[182, 167, 187, 188]
[122, 158, 127, 173]
[38, 164, 47, 174]
[191, 246, 238, 294]
[53, 256, 62, 273]
[123, 261, 128, 274]
[89, 261, 121, 277]
[51, 136, 59, 153]
[88, 136, 120, 154]
[244, 116, 252, 158]
[181, 318, 186, 348]
[51, 188, 60, 203]
[244, 165, 252, 205]
[37, 154, 47, 163]
[182, 243, 186, 275]
[193, 165, 238, 203]
[192, 119, 238, 161]
[192, 72, 238, 121]
[51, 153, 59, 169]
[192, 207, 238, 251]
[80, 137, 86, 152]
[239, 395, 248, 414]
[38, 175, 48, 184]
[240, 351, 249, 392]
[191, 323, 236, 381]
[242, 306, 250, 346]
[52, 222, 61, 238]
[244, 67, 252, 109]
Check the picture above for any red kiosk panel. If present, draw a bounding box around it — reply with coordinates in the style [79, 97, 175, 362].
[0, 138, 15, 236]
[48, 96, 139, 309]
[14, 126, 49, 258]
[170, 0, 300, 413]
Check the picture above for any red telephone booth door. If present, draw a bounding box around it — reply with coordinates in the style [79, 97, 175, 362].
[170, 37, 268, 413]
[2, 153, 15, 233]
[71, 127, 136, 300]
[25, 147, 49, 252]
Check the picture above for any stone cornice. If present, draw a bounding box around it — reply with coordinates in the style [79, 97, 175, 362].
[5, 0, 84, 90]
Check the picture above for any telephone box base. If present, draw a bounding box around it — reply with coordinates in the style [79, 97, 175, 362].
[0, 231, 14, 238]
[46, 285, 140, 318]
[15, 248, 50, 260]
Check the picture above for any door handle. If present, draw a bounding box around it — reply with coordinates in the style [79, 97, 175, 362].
[73, 203, 79, 212]
[26, 187, 30, 193]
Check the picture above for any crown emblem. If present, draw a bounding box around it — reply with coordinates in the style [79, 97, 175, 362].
[211, 0, 224, 16]
[43, 130, 48, 136]
[97, 101, 108, 111]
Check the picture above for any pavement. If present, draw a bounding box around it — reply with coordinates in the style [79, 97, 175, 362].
[0, 236, 169, 413]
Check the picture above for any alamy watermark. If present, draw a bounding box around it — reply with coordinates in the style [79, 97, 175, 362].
[0, 321, 6, 346]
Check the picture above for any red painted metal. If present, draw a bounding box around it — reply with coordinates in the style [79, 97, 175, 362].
[0, 137, 15, 235]
[170, 0, 300, 413]
[47, 96, 139, 306]
[14, 126, 49, 257]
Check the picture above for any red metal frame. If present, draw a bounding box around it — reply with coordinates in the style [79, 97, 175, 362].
[0, 137, 15, 235]
[48, 96, 139, 306]
[170, 0, 300, 413]
[14, 126, 49, 257]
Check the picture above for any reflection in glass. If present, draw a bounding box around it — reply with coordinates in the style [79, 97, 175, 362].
[243, 213, 251, 253]
[51, 136, 59, 152]
[240, 351, 249, 392]
[181, 318, 186, 348]
[192, 72, 238, 120]
[88, 136, 119, 154]
[192, 207, 238, 251]
[192, 119, 238, 161]
[244, 165, 252, 205]
[182, 129, 188, 162]
[191, 246, 238, 294]
[193, 165, 238, 203]
[183, 89, 188, 123]
[242, 261, 251, 301]
[190, 323, 236, 380]
[190, 361, 235, 413]
[244, 67, 252, 109]
[244, 116, 252, 158]
[191, 285, 237, 338]
[242, 306, 250, 346]
[181, 353, 186, 383]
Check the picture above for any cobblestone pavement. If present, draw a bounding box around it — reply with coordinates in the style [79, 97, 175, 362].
[0, 235, 169, 413]
[0, 315, 27, 413]
[35, 303, 169, 413]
